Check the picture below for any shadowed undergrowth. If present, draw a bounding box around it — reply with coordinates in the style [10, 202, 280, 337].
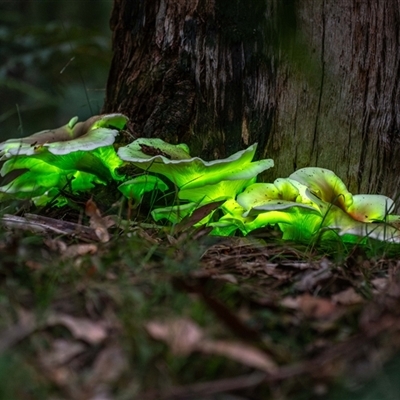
[1, 198, 400, 400]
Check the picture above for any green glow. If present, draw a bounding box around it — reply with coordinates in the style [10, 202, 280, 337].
[230, 169, 400, 243]
[0, 115, 127, 201]
[151, 202, 199, 224]
[289, 168, 395, 222]
[236, 179, 317, 216]
[0, 114, 128, 159]
[209, 199, 251, 236]
[178, 177, 257, 204]
[0, 116, 399, 245]
[118, 139, 274, 190]
[118, 175, 168, 203]
[32, 188, 68, 207]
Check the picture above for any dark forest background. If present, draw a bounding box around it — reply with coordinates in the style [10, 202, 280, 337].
[0, 0, 113, 140]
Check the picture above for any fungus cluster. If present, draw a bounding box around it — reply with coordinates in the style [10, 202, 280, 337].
[1, 115, 399, 244]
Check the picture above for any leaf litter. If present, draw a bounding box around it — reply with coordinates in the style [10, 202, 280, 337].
[1, 205, 400, 399]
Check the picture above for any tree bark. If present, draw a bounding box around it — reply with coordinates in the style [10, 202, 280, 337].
[103, 0, 400, 201]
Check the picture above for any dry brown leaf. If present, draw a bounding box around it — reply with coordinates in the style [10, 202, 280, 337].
[174, 200, 224, 233]
[0, 308, 36, 353]
[145, 318, 277, 372]
[263, 264, 292, 280]
[146, 318, 204, 356]
[371, 278, 389, 292]
[44, 238, 68, 253]
[85, 199, 110, 243]
[25, 260, 42, 270]
[86, 345, 127, 386]
[332, 288, 364, 305]
[133, 226, 161, 245]
[281, 294, 337, 319]
[294, 266, 332, 292]
[201, 340, 277, 373]
[62, 243, 98, 258]
[41, 339, 86, 367]
[47, 314, 108, 344]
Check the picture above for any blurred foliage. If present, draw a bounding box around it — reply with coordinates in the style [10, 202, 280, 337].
[0, 0, 113, 140]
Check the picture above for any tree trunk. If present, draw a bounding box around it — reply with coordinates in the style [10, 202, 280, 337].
[103, 0, 400, 201]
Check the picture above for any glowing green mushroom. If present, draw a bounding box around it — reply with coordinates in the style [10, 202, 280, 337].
[0, 114, 128, 159]
[0, 114, 128, 203]
[151, 202, 200, 224]
[118, 139, 274, 191]
[236, 179, 319, 216]
[208, 199, 251, 236]
[234, 168, 400, 243]
[246, 206, 326, 241]
[118, 175, 169, 203]
[178, 177, 258, 204]
[289, 168, 395, 222]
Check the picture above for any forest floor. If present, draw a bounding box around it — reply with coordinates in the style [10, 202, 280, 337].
[1, 199, 400, 400]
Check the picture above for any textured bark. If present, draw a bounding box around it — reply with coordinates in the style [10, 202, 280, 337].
[103, 0, 400, 200]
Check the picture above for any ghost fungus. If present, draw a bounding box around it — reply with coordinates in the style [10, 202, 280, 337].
[236, 179, 318, 217]
[288, 167, 395, 223]
[118, 139, 274, 191]
[0, 114, 128, 203]
[0, 114, 128, 159]
[118, 175, 169, 203]
[289, 168, 353, 211]
[151, 202, 200, 225]
[208, 199, 252, 236]
[233, 170, 400, 244]
[118, 139, 274, 227]
[178, 177, 258, 204]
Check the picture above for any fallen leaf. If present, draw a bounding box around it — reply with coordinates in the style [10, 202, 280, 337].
[85, 198, 110, 243]
[145, 318, 277, 372]
[25, 260, 42, 270]
[44, 238, 68, 252]
[371, 278, 389, 292]
[281, 294, 337, 319]
[47, 314, 108, 344]
[332, 288, 364, 305]
[174, 200, 225, 234]
[41, 339, 85, 367]
[0, 308, 36, 353]
[62, 243, 98, 258]
[146, 318, 204, 356]
[86, 345, 127, 385]
[201, 340, 277, 373]
[294, 266, 333, 291]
